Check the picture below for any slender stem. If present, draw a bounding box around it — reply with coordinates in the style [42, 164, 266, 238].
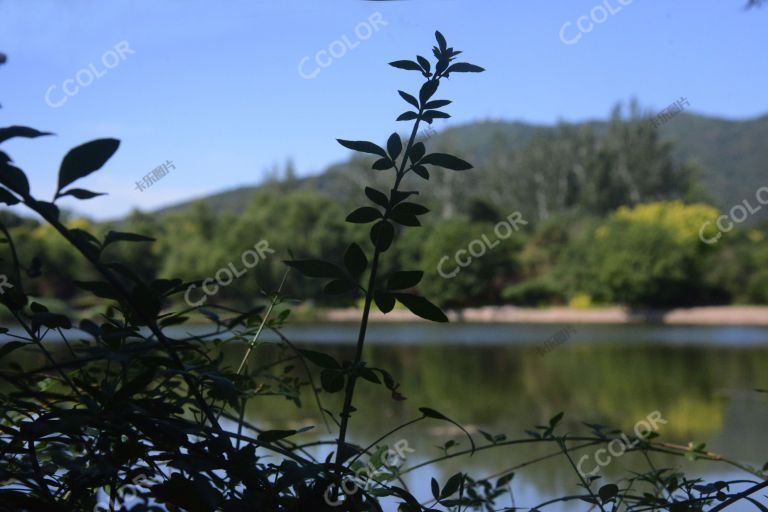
[557, 437, 606, 512]
[236, 270, 288, 374]
[334, 100, 426, 466]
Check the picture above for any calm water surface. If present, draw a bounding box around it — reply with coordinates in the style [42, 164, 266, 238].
[5, 322, 768, 510]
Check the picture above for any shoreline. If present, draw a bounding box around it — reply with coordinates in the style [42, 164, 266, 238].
[322, 305, 768, 326]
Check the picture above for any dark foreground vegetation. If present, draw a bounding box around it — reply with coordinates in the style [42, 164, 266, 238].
[1, 32, 767, 512]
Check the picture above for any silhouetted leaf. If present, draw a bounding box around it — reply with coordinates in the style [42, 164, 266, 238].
[412, 165, 429, 179]
[104, 231, 154, 247]
[374, 290, 395, 313]
[337, 139, 387, 158]
[365, 187, 389, 208]
[392, 202, 429, 216]
[419, 80, 439, 105]
[0, 341, 26, 360]
[57, 138, 120, 193]
[394, 293, 448, 322]
[435, 31, 447, 52]
[446, 62, 485, 74]
[30, 200, 59, 221]
[396, 111, 418, 122]
[387, 133, 402, 160]
[389, 209, 420, 227]
[346, 206, 382, 224]
[298, 349, 341, 369]
[598, 484, 619, 502]
[0, 126, 52, 144]
[320, 369, 345, 393]
[398, 90, 419, 109]
[372, 157, 395, 170]
[344, 242, 368, 277]
[370, 220, 394, 251]
[0, 187, 19, 205]
[58, 188, 106, 200]
[0, 162, 30, 197]
[390, 190, 418, 205]
[285, 260, 345, 279]
[388, 271, 423, 290]
[431, 478, 440, 501]
[409, 142, 426, 163]
[424, 100, 452, 109]
[420, 153, 472, 170]
[440, 473, 463, 499]
[422, 111, 451, 123]
[389, 60, 422, 71]
[419, 407, 476, 453]
[416, 55, 431, 74]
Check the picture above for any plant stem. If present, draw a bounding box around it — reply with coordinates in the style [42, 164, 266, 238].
[236, 270, 288, 374]
[334, 103, 425, 467]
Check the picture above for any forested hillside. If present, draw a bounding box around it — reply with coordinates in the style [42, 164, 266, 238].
[3, 103, 767, 313]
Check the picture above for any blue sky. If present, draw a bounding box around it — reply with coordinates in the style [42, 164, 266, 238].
[1, 0, 766, 219]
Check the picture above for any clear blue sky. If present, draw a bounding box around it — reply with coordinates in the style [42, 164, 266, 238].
[1, 0, 766, 219]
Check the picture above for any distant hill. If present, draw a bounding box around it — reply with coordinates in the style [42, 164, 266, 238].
[154, 112, 768, 219]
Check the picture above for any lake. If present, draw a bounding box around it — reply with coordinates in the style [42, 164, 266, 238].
[5, 322, 768, 510]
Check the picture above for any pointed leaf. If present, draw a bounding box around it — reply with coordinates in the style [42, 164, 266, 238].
[446, 62, 485, 74]
[388, 271, 423, 290]
[396, 111, 418, 122]
[389, 60, 422, 71]
[346, 206, 381, 224]
[372, 157, 395, 170]
[58, 138, 120, 192]
[424, 100, 452, 109]
[0, 126, 53, 144]
[337, 139, 387, 158]
[435, 31, 447, 52]
[0, 187, 19, 205]
[419, 80, 440, 105]
[386, 133, 402, 160]
[416, 55, 431, 74]
[420, 153, 472, 170]
[394, 293, 448, 322]
[398, 90, 419, 109]
[409, 142, 426, 164]
[104, 231, 154, 248]
[370, 220, 394, 252]
[58, 188, 106, 200]
[365, 187, 388, 208]
[374, 291, 395, 313]
[0, 162, 30, 197]
[344, 242, 368, 277]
